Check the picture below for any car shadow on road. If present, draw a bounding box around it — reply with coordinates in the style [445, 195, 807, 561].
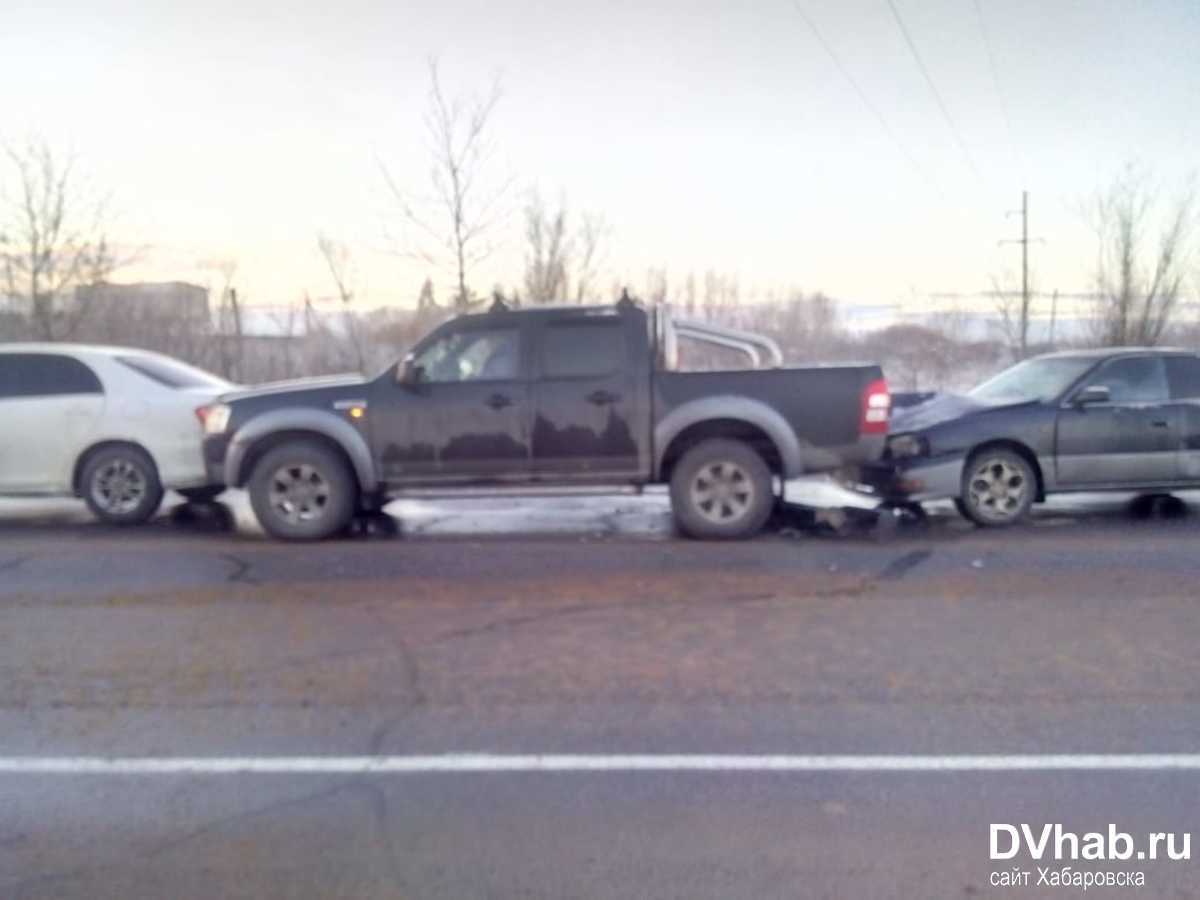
[1, 491, 1197, 545]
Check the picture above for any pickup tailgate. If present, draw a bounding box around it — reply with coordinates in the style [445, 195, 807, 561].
[655, 364, 887, 473]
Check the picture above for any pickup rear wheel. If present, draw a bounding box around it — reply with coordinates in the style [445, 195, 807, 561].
[670, 438, 774, 540]
[248, 440, 358, 541]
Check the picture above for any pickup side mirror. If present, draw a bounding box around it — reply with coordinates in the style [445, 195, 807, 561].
[1074, 384, 1111, 406]
[398, 356, 425, 386]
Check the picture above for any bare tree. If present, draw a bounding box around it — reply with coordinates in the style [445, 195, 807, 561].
[522, 191, 608, 305]
[382, 59, 512, 310]
[988, 273, 1037, 361]
[1087, 165, 1197, 346]
[572, 212, 606, 303]
[523, 192, 568, 304]
[416, 276, 437, 311]
[200, 259, 243, 381]
[0, 137, 126, 340]
[316, 233, 365, 371]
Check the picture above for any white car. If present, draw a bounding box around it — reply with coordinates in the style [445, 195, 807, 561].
[0, 344, 233, 524]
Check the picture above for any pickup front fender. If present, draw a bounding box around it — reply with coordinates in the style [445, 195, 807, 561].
[225, 408, 378, 493]
[654, 395, 806, 479]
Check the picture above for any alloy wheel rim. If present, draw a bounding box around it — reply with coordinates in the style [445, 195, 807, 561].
[967, 457, 1028, 522]
[268, 463, 331, 524]
[691, 461, 754, 525]
[93, 459, 147, 515]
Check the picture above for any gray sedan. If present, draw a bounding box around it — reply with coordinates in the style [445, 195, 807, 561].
[869, 348, 1200, 525]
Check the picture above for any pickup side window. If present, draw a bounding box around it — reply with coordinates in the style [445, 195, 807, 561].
[1166, 355, 1200, 400]
[411, 327, 520, 383]
[1083, 356, 1168, 404]
[0, 353, 104, 399]
[541, 321, 623, 378]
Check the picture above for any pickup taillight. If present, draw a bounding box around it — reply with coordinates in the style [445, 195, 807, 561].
[860, 378, 891, 435]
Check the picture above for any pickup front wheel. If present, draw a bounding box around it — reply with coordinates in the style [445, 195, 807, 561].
[248, 440, 358, 541]
[670, 438, 774, 540]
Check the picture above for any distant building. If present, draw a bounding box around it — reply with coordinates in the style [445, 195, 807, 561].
[69, 281, 211, 359]
[74, 281, 210, 324]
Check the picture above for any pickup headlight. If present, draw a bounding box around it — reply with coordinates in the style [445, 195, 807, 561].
[887, 433, 928, 459]
[202, 403, 232, 435]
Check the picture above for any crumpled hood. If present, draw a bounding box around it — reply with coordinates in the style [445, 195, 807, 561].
[890, 392, 1032, 433]
[219, 373, 367, 403]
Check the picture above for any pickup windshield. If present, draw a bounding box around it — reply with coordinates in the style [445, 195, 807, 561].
[968, 357, 1097, 404]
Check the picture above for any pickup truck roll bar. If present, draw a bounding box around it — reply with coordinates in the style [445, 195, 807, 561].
[653, 306, 784, 370]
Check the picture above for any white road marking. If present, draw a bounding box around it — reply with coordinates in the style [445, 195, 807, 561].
[1, 754, 1200, 774]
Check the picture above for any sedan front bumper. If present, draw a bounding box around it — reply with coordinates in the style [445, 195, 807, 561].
[855, 454, 966, 504]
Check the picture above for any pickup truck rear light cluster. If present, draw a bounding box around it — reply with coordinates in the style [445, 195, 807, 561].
[860, 378, 891, 435]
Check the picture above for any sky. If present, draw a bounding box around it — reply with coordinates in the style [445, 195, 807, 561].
[2, 0, 1197, 317]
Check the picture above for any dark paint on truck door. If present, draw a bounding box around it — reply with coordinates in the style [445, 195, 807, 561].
[530, 315, 648, 480]
[1166, 354, 1200, 481]
[370, 320, 532, 484]
[1055, 355, 1179, 485]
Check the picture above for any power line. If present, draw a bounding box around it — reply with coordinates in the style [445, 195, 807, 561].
[790, 1, 936, 190]
[884, 0, 983, 181]
[970, 0, 1020, 177]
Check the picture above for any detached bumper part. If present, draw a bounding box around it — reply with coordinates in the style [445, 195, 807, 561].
[853, 456, 965, 504]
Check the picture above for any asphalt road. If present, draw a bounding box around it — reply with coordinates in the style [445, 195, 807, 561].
[2, 490, 1200, 898]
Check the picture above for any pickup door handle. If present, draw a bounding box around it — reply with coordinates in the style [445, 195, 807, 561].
[1151, 420, 1170, 428]
[485, 393, 513, 410]
[587, 390, 620, 406]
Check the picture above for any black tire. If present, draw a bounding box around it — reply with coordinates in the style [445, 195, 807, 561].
[953, 497, 971, 520]
[248, 440, 358, 541]
[80, 445, 164, 526]
[177, 486, 225, 504]
[958, 447, 1035, 527]
[669, 438, 775, 540]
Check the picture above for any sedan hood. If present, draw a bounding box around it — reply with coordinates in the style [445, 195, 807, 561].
[890, 392, 1033, 433]
[220, 373, 367, 403]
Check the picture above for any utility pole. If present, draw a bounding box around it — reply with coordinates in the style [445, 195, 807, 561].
[999, 191, 1043, 358]
[1049, 288, 1059, 346]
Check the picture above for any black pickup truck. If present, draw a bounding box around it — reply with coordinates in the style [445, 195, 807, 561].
[202, 300, 890, 540]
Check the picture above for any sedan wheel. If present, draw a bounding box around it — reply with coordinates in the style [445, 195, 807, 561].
[960, 449, 1034, 527]
[81, 446, 165, 525]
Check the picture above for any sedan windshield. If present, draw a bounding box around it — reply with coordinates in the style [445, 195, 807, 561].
[969, 357, 1097, 404]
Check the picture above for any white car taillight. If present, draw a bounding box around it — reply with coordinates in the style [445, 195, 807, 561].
[197, 404, 231, 434]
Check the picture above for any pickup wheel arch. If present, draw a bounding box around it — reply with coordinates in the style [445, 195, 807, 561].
[659, 419, 783, 485]
[656, 399, 802, 483]
[227, 410, 377, 494]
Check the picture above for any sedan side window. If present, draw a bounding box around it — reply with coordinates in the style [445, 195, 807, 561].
[411, 328, 520, 383]
[0, 354, 103, 399]
[1085, 357, 1168, 404]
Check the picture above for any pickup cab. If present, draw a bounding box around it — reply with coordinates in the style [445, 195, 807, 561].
[202, 299, 890, 540]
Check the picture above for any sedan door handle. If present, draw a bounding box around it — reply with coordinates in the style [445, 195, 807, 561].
[485, 393, 513, 411]
[587, 390, 620, 406]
